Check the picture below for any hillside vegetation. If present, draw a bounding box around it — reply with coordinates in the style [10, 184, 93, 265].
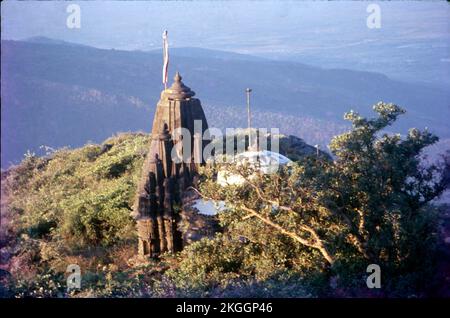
[0, 133, 148, 296]
[0, 131, 328, 297]
[1, 104, 449, 297]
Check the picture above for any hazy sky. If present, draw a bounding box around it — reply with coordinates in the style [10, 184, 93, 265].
[2, 1, 448, 50]
[2, 1, 449, 84]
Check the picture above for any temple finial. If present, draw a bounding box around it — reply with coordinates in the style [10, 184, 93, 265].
[164, 71, 195, 99]
[174, 71, 182, 82]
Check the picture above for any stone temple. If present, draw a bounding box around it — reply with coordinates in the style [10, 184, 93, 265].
[132, 72, 209, 258]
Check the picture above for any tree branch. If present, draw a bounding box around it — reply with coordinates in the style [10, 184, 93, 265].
[239, 205, 334, 265]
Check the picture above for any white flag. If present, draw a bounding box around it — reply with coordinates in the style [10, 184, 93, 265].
[162, 30, 169, 88]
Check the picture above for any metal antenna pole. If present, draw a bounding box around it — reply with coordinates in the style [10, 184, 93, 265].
[315, 144, 320, 157]
[246, 88, 252, 150]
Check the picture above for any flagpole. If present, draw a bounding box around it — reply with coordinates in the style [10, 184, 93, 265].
[162, 30, 169, 90]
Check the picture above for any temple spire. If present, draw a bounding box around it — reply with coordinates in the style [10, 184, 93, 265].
[174, 71, 182, 82]
[134, 65, 209, 259]
[163, 71, 195, 100]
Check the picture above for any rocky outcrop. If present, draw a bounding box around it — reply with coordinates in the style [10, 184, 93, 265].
[209, 130, 331, 161]
[178, 190, 221, 245]
[279, 134, 331, 161]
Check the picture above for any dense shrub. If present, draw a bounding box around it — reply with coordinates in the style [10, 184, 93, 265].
[2, 133, 151, 297]
[4, 133, 148, 246]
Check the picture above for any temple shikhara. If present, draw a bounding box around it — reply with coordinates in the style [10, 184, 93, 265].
[132, 70, 209, 258]
[131, 31, 284, 259]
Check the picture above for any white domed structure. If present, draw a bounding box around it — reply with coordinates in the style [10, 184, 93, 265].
[192, 199, 227, 216]
[217, 150, 292, 186]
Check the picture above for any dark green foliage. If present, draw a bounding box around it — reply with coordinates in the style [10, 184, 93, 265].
[2, 104, 448, 297]
[188, 102, 448, 297]
[4, 133, 149, 246]
[159, 235, 320, 297]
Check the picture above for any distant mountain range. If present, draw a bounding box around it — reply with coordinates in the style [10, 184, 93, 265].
[1, 38, 449, 168]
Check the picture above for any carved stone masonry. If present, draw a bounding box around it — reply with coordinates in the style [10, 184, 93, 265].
[133, 72, 209, 258]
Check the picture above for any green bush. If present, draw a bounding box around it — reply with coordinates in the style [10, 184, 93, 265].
[4, 133, 149, 247]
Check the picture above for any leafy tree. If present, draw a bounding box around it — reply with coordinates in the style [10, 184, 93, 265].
[193, 102, 448, 295]
[327, 102, 449, 291]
